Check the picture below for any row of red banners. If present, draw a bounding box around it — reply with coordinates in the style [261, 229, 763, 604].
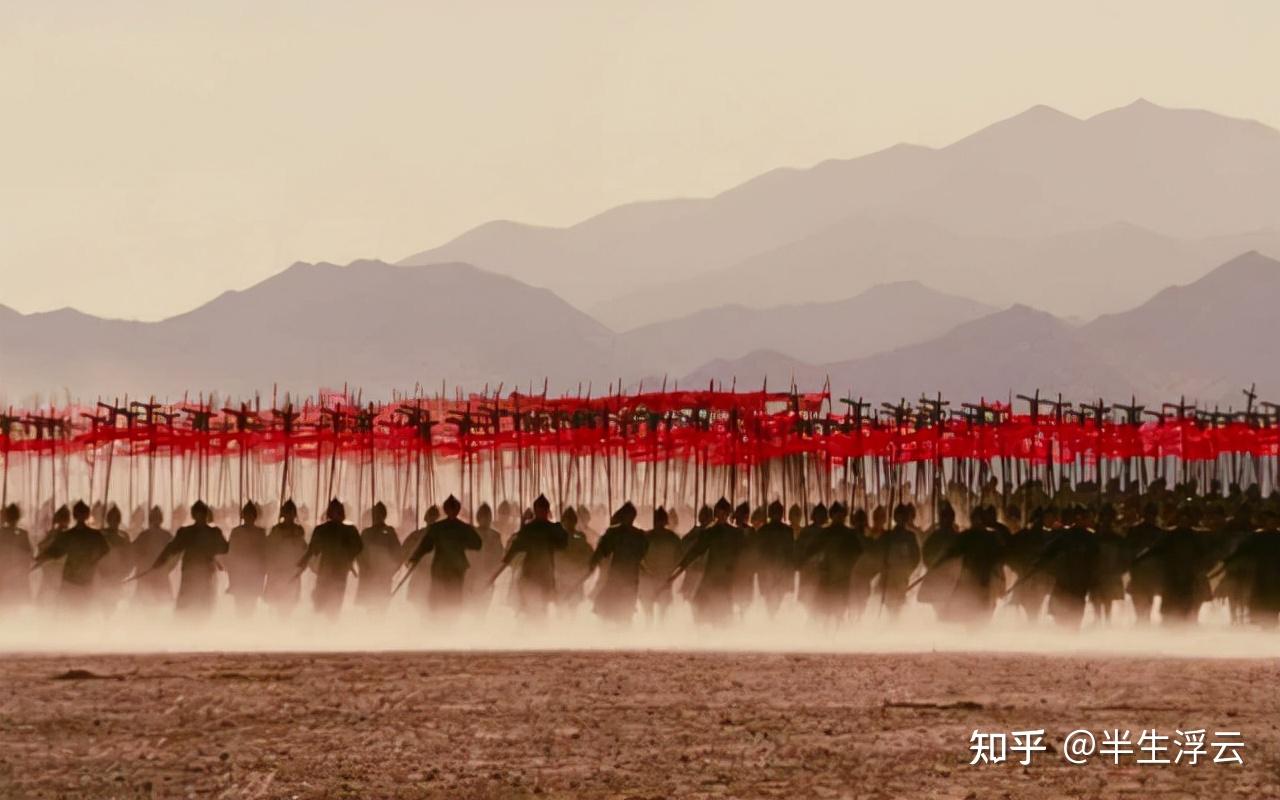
[1, 391, 1275, 465]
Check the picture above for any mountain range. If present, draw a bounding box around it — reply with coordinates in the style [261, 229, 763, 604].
[3, 100, 1278, 409]
[401, 99, 1280, 329]
[688, 251, 1280, 407]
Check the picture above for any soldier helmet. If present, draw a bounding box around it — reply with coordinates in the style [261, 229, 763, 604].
[327, 498, 344, 517]
[241, 501, 258, 518]
[281, 498, 297, 515]
[767, 499, 784, 516]
[442, 495, 462, 513]
[372, 500, 387, 515]
[653, 506, 668, 526]
[53, 504, 71, 523]
[616, 501, 637, 521]
[477, 502, 492, 516]
[148, 505, 164, 524]
[561, 505, 578, 525]
[713, 497, 732, 513]
[72, 500, 91, 517]
[828, 501, 847, 516]
[532, 494, 551, 511]
[190, 499, 209, 516]
[2, 503, 19, 523]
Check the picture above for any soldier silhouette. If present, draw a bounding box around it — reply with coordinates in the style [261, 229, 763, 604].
[877, 503, 921, 617]
[356, 501, 401, 612]
[264, 499, 307, 614]
[669, 498, 746, 626]
[130, 506, 175, 605]
[0, 503, 33, 606]
[298, 498, 362, 618]
[555, 506, 594, 610]
[639, 506, 682, 621]
[400, 505, 439, 608]
[147, 500, 229, 619]
[35, 504, 71, 605]
[33, 500, 108, 611]
[754, 500, 795, 615]
[226, 501, 268, 616]
[794, 503, 828, 610]
[465, 502, 505, 608]
[97, 505, 133, 612]
[494, 494, 567, 618]
[1131, 505, 1210, 626]
[406, 495, 481, 613]
[585, 502, 649, 624]
[800, 501, 864, 623]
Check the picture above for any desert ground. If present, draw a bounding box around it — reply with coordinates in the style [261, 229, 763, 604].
[1, 649, 1276, 799]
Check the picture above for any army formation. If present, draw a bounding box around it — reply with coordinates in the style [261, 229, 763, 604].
[3, 474, 1280, 631]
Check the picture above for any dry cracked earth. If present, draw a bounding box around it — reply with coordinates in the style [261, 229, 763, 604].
[0, 651, 1276, 799]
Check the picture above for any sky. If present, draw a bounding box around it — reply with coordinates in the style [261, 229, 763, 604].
[2, 1, 1278, 320]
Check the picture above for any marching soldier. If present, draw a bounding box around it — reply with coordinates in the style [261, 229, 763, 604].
[494, 495, 567, 618]
[146, 500, 228, 618]
[669, 498, 744, 626]
[356, 501, 401, 612]
[298, 498, 362, 617]
[131, 507, 175, 605]
[639, 507, 682, 621]
[264, 499, 307, 614]
[0, 504, 32, 605]
[33, 500, 107, 611]
[226, 501, 268, 616]
[405, 495, 481, 613]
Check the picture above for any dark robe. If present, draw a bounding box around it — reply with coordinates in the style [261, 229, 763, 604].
[130, 526, 174, 604]
[0, 524, 33, 605]
[794, 521, 826, 608]
[1002, 523, 1050, 620]
[466, 524, 505, 604]
[1124, 520, 1165, 623]
[225, 524, 268, 614]
[154, 522, 228, 617]
[802, 522, 864, 620]
[356, 524, 401, 610]
[502, 519, 568, 615]
[37, 523, 109, 609]
[264, 522, 306, 612]
[753, 521, 795, 613]
[677, 521, 746, 625]
[639, 526, 683, 614]
[929, 528, 1006, 623]
[1223, 529, 1280, 626]
[399, 528, 432, 606]
[677, 523, 708, 603]
[590, 523, 649, 622]
[1037, 527, 1100, 628]
[1134, 526, 1210, 624]
[555, 530, 594, 608]
[302, 521, 362, 616]
[410, 518, 482, 611]
[878, 525, 921, 616]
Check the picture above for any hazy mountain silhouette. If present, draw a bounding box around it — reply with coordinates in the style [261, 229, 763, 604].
[1081, 250, 1280, 404]
[684, 252, 1280, 406]
[618, 281, 993, 376]
[402, 100, 1280, 326]
[0, 261, 615, 403]
[596, 220, 1280, 329]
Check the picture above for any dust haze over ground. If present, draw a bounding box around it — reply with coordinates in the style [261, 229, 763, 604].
[4, 586, 1280, 658]
[4, 594, 1279, 798]
[1, 647, 1276, 799]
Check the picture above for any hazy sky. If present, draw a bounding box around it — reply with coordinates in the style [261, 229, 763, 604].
[3, 1, 1278, 320]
